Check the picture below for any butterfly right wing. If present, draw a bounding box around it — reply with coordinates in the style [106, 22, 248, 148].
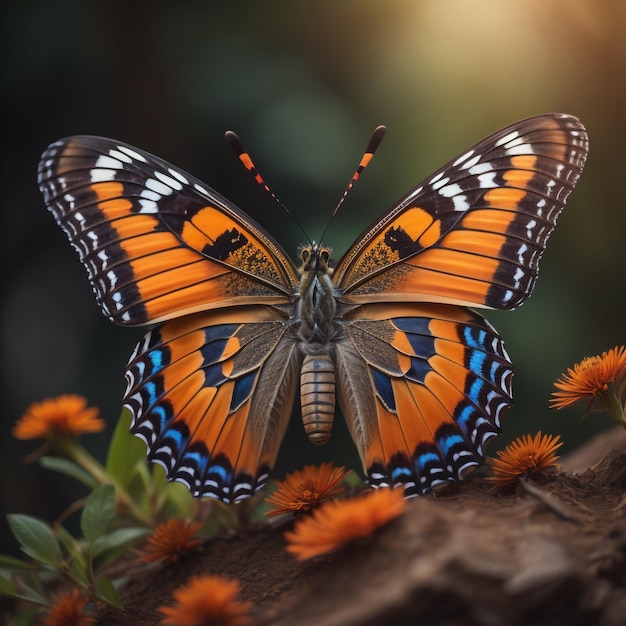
[124, 305, 302, 502]
[334, 114, 589, 311]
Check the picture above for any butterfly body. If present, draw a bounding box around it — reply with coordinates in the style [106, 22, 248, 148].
[38, 114, 589, 502]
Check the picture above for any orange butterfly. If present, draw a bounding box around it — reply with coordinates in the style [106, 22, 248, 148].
[38, 113, 588, 502]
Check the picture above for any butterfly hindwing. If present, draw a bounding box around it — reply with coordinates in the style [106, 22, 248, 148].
[334, 113, 588, 311]
[38, 136, 299, 326]
[336, 303, 512, 495]
[124, 306, 301, 502]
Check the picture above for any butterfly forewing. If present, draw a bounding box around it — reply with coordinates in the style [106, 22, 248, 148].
[334, 113, 588, 311]
[38, 136, 299, 326]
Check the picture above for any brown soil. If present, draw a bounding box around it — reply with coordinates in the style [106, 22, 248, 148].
[97, 432, 626, 626]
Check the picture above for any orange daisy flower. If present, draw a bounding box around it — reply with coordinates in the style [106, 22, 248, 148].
[13, 395, 105, 440]
[265, 462, 351, 517]
[284, 487, 406, 560]
[141, 518, 203, 564]
[42, 588, 95, 626]
[551, 346, 626, 425]
[159, 575, 252, 626]
[488, 432, 563, 486]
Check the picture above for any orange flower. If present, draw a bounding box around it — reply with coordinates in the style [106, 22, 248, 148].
[141, 518, 203, 564]
[488, 432, 563, 486]
[265, 462, 351, 517]
[551, 346, 626, 425]
[159, 575, 252, 626]
[42, 588, 95, 626]
[13, 395, 105, 440]
[284, 487, 406, 560]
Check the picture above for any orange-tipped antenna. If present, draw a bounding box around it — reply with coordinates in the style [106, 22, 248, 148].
[318, 125, 386, 245]
[226, 125, 386, 246]
[333, 125, 386, 220]
[225, 130, 311, 244]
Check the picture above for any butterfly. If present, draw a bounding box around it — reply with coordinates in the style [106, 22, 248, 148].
[38, 113, 588, 502]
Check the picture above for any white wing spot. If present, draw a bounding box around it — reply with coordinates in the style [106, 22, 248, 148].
[107, 270, 118, 289]
[108, 148, 134, 164]
[431, 176, 450, 191]
[139, 199, 158, 214]
[118, 146, 147, 162]
[429, 171, 445, 185]
[90, 168, 116, 183]
[168, 168, 189, 185]
[506, 142, 534, 156]
[461, 154, 481, 170]
[95, 155, 124, 170]
[453, 149, 475, 167]
[478, 172, 498, 188]
[155, 170, 183, 191]
[439, 183, 463, 198]
[517, 243, 528, 263]
[141, 188, 161, 202]
[468, 162, 493, 175]
[146, 178, 173, 196]
[194, 182, 210, 197]
[453, 195, 470, 212]
[495, 130, 520, 147]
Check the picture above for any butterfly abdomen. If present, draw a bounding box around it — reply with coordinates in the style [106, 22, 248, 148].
[300, 354, 336, 445]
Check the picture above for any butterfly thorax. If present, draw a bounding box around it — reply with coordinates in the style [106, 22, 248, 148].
[295, 244, 339, 445]
[296, 244, 338, 347]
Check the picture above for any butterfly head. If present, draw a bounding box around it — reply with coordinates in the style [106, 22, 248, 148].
[299, 243, 334, 277]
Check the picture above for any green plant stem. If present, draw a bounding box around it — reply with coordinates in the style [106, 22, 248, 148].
[600, 389, 626, 428]
[55, 438, 153, 527]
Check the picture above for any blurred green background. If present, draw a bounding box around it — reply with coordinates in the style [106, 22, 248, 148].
[2, 0, 624, 550]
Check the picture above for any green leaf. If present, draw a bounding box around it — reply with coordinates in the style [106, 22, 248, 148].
[95, 576, 123, 609]
[105, 409, 147, 488]
[7, 514, 62, 567]
[38, 456, 98, 489]
[91, 527, 150, 560]
[81, 484, 116, 543]
[0, 571, 49, 605]
[0, 554, 33, 571]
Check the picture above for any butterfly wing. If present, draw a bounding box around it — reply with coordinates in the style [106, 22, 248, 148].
[333, 113, 588, 310]
[124, 306, 301, 502]
[38, 136, 304, 502]
[333, 113, 588, 494]
[336, 303, 512, 495]
[38, 136, 299, 326]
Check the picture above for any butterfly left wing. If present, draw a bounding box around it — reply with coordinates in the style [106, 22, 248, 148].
[336, 303, 512, 496]
[38, 136, 299, 326]
[124, 306, 301, 502]
[334, 113, 588, 310]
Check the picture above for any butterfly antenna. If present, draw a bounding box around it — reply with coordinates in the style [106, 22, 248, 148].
[225, 130, 312, 244]
[318, 125, 387, 245]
